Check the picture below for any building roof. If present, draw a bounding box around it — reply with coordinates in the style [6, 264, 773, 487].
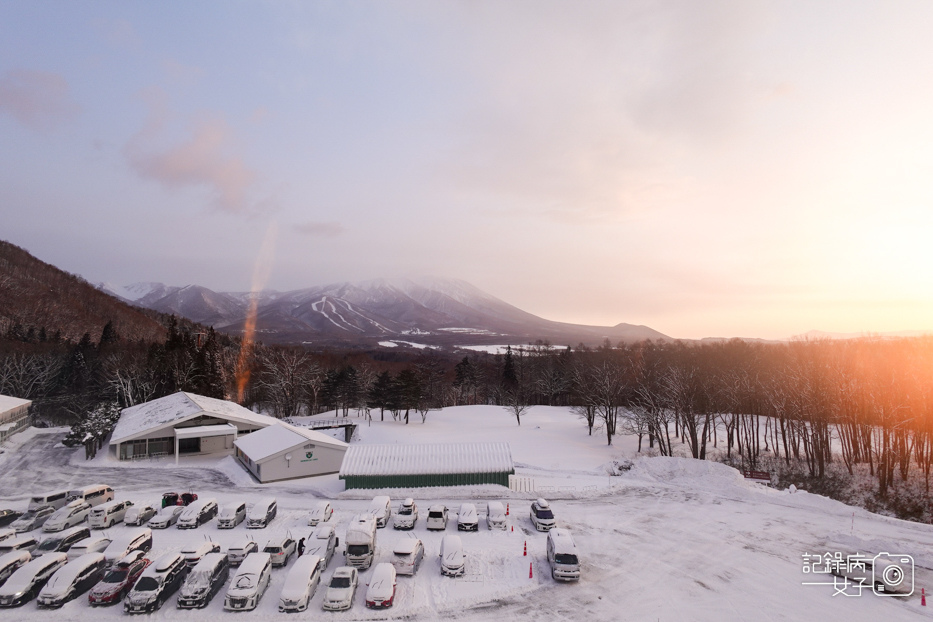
[234, 422, 348, 462]
[0, 394, 31, 413]
[112, 392, 277, 444]
[339, 442, 513, 478]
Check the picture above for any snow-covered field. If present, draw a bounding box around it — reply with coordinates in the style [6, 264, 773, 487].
[1, 406, 932, 620]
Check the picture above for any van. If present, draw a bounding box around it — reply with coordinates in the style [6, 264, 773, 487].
[36, 552, 106, 608]
[33, 527, 90, 557]
[227, 538, 259, 567]
[217, 502, 246, 529]
[304, 524, 338, 569]
[369, 496, 391, 528]
[0, 536, 38, 555]
[67, 536, 111, 560]
[307, 501, 333, 526]
[176, 498, 218, 529]
[42, 500, 92, 533]
[530, 498, 556, 531]
[392, 539, 424, 576]
[224, 552, 272, 611]
[88, 500, 133, 529]
[123, 552, 188, 614]
[177, 552, 228, 609]
[0, 552, 67, 607]
[181, 541, 220, 569]
[247, 497, 277, 529]
[426, 505, 448, 530]
[546, 529, 581, 581]
[103, 528, 152, 566]
[486, 501, 507, 530]
[278, 554, 322, 612]
[364, 562, 396, 609]
[344, 514, 377, 570]
[28, 491, 69, 512]
[0, 550, 31, 587]
[393, 498, 418, 530]
[67, 485, 114, 508]
[439, 535, 465, 577]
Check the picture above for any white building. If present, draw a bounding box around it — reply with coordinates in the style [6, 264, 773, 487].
[110, 392, 278, 462]
[0, 394, 31, 443]
[234, 423, 348, 483]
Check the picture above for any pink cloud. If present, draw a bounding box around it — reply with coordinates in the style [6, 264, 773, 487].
[0, 70, 79, 131]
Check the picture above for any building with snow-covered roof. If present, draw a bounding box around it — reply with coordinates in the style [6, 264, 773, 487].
[0, 394, 31, 443]
[110, 392, 278, 462]
[339, 442, 514, 489]
[234, 424, 348, 483]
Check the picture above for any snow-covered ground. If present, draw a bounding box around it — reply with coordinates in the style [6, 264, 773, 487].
[0, 406, 931, 620]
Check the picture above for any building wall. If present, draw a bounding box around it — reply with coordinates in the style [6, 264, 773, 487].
[342, 471, 512, 490]
[126, 418, 264, 442]
[199, 434, 233, 453]
[0, 403, 29, 425]
[254, 443, 347, 483]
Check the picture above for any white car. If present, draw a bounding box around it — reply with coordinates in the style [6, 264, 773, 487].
[224, 553, 272, 611]
[217, 502, 247, 529]
[278, 554, 322, 612]
[426, 505, 448, 530]
[227, 538, 259, 567]
[303, 524, 337, 570]
[42, 501, 92, 533]
[486, 501, 507, 529]
[307, 501, 333, 527]
[147, 506, 184, 529]
[369, 496, 391, 529]
[322, 566, 358, 611]
[457, 503, 478, 532]
[439, 535, 465, 577]
[393, 498, 418, 530]
[530, 498, 556, 531]
[124, 504, 157, 527]
[181, 541, 221, 569]
[391, 539, 424, 576]
[365, 562, 396, 609]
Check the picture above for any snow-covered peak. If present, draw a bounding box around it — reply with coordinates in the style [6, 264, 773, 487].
[99, 281, 170, 302]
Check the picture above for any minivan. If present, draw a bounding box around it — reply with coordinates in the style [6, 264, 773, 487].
[0, 536, 38, 555]
[392, 539, 424, 576]
[67, 536, 112, 560]
[88, 500, 133, 529]
[33, 527, 90, 557]
[42, 500, 92, 533]
[530, 498, 556, 531]
[546, 528, 581, 581]
[0, 550, 31, 587]
[365, 562, 396, 609]
[0, 552, 67, 607]
[36, 552, 106, 608]
[278, 554, 322, 612]
[123, 552, 188, 614]
[67, 485, 114, 508]
[176, 498, 218, 529]
[103, 528, 153, 566]
[393, 498, 418, 530]
[439, 535, 465, 577]
[177, 552, 228, 609]
[304, 524, 338, 570]
[369, 496, 391, 528]
[486, 501, 507, 529]
[224, 552, 272, 611]
[247, 497, 277, 529]
[28, 491, 69, 511]
[217, 502, 246, 529]
[307, 501, 333, 526]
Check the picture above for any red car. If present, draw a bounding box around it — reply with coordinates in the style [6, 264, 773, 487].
[162, 492, 198, 507]
[87, 552, 150, 606]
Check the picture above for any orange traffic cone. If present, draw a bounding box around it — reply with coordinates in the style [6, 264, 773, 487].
[529, 562, 533, 579]
[511, 525, 513, 532]
[506, 503, 510, 516]
[923, 588, 927, 606]
[523, 541, 527, 556]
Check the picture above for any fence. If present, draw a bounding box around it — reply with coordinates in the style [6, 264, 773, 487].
[508, 475, 536, 492]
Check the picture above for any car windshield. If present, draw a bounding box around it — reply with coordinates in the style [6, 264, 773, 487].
[555, 553, 578, 565]
[103, 569, 128, 583]
[36, 538, 62, 551]
[134, 576, 159, 592]
[234, 573, 256, 589]
[428, 512, 443, 518]
[186, 570, 211, 589]
[329, 576, 351, 588]
[18, 510, 38, 519]
[535, 508, 554, 519]
[398, 507, 413, 515]
[347, 544, 369, 556]
[263, 547, 281, 554]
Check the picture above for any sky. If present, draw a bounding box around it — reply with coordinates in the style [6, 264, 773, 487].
[2, 1, 932, 341]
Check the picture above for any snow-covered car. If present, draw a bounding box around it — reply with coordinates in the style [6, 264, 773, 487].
[486, 501, 507, 529]
[227, 538, 259, 567]
[263, 535, 296, 567]
[365, 562, 396, 609]
[457, 503, 479, 531]
[181, 541, 221, 569]
[67, 536, 111, 560]
[36, 552, 106, 608]
[530, 498, 556, 531]
[247, 497, 277, 529]
[393, 498, 418, 530]
[0, 511, 22, 528]
[0, 529, 15, 544]
[10, 506, 55, 533]
[87, 551, 150, 605]
[103, 528, 153, 567]
[369, 496, 391, 528]
[123, 552, 187, 614]
[223, 552, 272, 611]
[217, 502, 246, 529]
[123, 504, 157, 527]
[303, 524, 338, 570]
[0, 550, 32, 587]
[0, 536, 38, 555]
[322, 566, 358, 611]
[439, 535, 465, 577]
[161, 491, 198, 507]
[176, 552, 228, 609]
[33, 527, 90, 557]
[0, 552, 67, 607]
[391, 539, 424, 576]
[88, 499, 133, 529]
[426, 505, 448, 530]
[42, 500, 91, 533]
[307, 501, 333, 526]
[278, 554, 322, 612]
[176, 498, 218, 529]
[546, 529, 580, 581]
[147, 505, 184, 529]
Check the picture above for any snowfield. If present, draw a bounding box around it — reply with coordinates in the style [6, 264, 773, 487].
[1, 405, 931, 620]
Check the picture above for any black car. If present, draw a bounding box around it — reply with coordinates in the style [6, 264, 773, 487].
[0, 511, 22, 528]
[177, 553, 229, 609]
[124, 552, 188, 614]
[0, 552, 68, 607]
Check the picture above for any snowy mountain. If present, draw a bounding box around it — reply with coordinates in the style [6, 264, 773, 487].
[100, 277, 670, 346]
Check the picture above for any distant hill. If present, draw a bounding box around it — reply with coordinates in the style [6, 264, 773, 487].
[100, 277, 671, 347]
[0, 240, 165, 344]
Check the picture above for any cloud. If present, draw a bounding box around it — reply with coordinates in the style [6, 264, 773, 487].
[294, 221, 345, 237]
[0, 70, 79, 131]
[124, 90, 258, 213]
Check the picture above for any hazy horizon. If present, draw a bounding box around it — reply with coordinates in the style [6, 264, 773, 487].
[3, 1, 932, 340]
